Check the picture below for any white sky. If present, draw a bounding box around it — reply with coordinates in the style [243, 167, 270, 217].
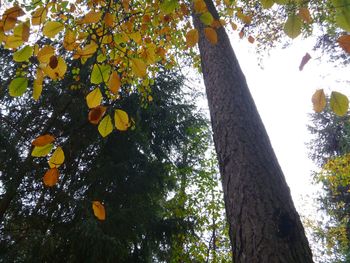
[230, 34, 349, 214]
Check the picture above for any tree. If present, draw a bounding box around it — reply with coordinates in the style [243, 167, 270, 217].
[308, 105, 350, 262]
[192, 1, 312, 261]
[0, 63, 231, 261]
[1, 0, 349, 261]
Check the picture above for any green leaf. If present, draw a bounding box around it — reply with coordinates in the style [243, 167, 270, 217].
[31, 143, 54, 157]
[200, 12, 214, 26]
[98, 115, 113, 137]
[13, 45, 33, 62]
[330, 91, 349, 116]
[274, 0, 288, 4]
[260, 0, 274, 9]
[9, 77, 28, 97]
[91, 64, 111, 84]
[42, 21, 64, 38]
[333, 0, 350, 32]
[160, 0, 178, 14]
[284, 14, 302, 39]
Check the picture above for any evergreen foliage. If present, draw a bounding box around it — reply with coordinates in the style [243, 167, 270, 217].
[308, 105, 350, 262]
[0, 46, 230, 261]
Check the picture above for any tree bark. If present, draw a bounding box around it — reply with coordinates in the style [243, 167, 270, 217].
[193, 1, 313, 262]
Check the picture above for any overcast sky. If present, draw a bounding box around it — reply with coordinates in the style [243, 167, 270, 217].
[229, 34, 349, 217]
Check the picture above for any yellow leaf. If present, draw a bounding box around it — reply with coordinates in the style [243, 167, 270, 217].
[129, 32, 142, 44]
[4, 35, 23, 49]
[114, 109, 130, 131]
[43, 21, 64, 38]
[108, 71, 121, 94]
[131, 58, 147, 78]
[86, 88, 103, 108]
[32, 6, 47, 25]
[311, 89, 326, 113]
[43, 168, 59, 187]
[330, 91, 349, 116]
[75, 41, 98, 59]
[42, 57, 67, 80]
[204, 27, 218, 45]
[186, 29, 199, 48]
[48, 146, 65, 168]
[141, 44, 157, 65]
[37, 45, 55, 63]
[33, 69, 44, 101]
[63, 30, 77, 51]
[78, 10, 102, 24]
[31, 143, 54, 157]
[98, 115, 113, 137]
[231, 22, 238, 30]
[92, 201, 106, 220]
[89, 106, 107, 124]
[32, 134, 55, 146]
[338, 35, 350, 54]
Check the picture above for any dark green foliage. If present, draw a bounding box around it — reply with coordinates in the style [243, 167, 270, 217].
[308, 106, 350, 262]
[0, 48, 230, 262]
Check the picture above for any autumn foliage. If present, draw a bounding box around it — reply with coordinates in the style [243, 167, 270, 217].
[0, 0, 349, 221]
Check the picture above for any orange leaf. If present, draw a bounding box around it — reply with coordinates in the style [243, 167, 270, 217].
[3, 6, 25, 31]
[194, 0, 207, 13]
[88, 106, 107, 124]
[239, 30, 244, 39]
[92, 201, 106, 220]
[31, 6, 47, 25]
[298, 7, 312, 24]
[104, 13, 115, 27]
[338, 35, 350, 54]
[77, 11, 102, 24]
[248, 35, 255, 44]
[299, 52, 311, 71]
[186, 29, 199, 48]
[204, 27, 218, 45]
[43, 168, 59, 187]
[108, 71, 121, 94]
[32, 134, 55, 146]
[312, 89, 326, 113]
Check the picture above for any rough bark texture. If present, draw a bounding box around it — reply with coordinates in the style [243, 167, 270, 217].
[193, 1, 313, 262]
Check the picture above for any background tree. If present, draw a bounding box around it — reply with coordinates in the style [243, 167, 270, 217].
[308, 105, 350, 262]
[0, 51, 231, 262]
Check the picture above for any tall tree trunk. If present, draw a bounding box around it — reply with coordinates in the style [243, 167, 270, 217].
[193, 1, 313, 262]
